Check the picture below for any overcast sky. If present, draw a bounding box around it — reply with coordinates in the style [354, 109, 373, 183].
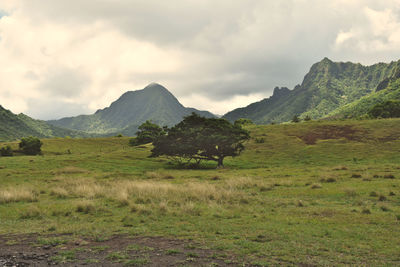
[1, 0, 400, 119]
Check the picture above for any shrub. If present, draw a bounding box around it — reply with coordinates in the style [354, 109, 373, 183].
[19, 136, 43, 155]
[0, 145, 13, 157]
[234, 118, 253, 126]
[254, 137, 265, 143]
[291, 115, 300, 123]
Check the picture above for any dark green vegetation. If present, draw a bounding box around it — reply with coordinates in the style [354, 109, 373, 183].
[1, 119, 400, 265]
[224, 57, 400, 123]
[48, 83, 215, 136]
[369, 100, 400, 118]
[129, 121, 165, 146]
[0, 145, 13, 156]
[151, 113, 250, 167]
[19, 136, 43, 155]
[0, 105, 90, 141]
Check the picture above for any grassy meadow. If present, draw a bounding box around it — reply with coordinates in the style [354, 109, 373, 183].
[1, 119, 400, 265]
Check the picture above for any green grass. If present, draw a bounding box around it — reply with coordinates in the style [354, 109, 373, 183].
[1, 118, 400, 265]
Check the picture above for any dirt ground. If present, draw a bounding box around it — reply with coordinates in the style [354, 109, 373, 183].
[0, 234, 240, 266]
[290, 125, 366, 145]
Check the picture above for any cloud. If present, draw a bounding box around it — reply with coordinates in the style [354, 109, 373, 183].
[0, 0, 400, 119]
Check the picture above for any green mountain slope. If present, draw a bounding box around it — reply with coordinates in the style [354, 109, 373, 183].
[223, 58, 400, 123]
[0, 105, 90, 141]
[329, 69, 400, 118]
[48, 83, 215, 135]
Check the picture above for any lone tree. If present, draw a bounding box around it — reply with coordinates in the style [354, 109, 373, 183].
[151, 113, 250, 168]
[129, 120, 165, 146]
[19, 136, 42, 155]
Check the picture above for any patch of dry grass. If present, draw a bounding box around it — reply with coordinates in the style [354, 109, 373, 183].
[0, 188, 38, 204]
[52, 177, 245, 206]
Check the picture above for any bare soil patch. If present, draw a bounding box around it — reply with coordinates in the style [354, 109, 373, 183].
[291, 125, 366, 145]
[0, 234, 238, 266]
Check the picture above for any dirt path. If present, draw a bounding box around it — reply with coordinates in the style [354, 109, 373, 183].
[0, 234, 240, 266]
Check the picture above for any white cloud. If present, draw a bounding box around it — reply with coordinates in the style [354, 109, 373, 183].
[0, 1, 399, 119]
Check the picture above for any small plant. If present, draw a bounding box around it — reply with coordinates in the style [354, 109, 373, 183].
[51, 250, 76, 264]
[254, 137, 265, 143]
[384, 174, 395, 179]
[37, 237, 68, 246]
[0, 145, 13, 157]
[76, 201, 95, 214]
[303, 115, 312, 121]
[311, 183, 322, 189]
[124, 258, 149, 266]
[166, 249, 181, 255]
[106, 252, 128, 262]
[369, 191, 378, 197]
[362, 208, 371, 214]
[378, 195, 387, 201]
[19, 206, 42, 219]
[380, 206, 391, 212]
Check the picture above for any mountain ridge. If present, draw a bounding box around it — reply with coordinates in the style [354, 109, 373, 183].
[223, 57, 400, 123]
[48, 83, 215, 136]
[0, 105, 91, 141]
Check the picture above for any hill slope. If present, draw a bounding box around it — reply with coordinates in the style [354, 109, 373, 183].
[0, 105, 90, 141]
[329, 67, 400, 118]
[48, 83, 215, 135]
[223, 58, 400, 123]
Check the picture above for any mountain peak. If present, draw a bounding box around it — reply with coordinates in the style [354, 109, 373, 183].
[144, 82, 167, 91]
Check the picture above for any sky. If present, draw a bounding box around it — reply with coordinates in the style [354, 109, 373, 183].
[0, 0, 400, 119]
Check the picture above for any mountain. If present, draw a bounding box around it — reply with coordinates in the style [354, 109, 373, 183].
[48, 83, 215, 135]
[329, 67, 400, 118]
[0, 105, 90, 141]
[223, 58, 400, 123]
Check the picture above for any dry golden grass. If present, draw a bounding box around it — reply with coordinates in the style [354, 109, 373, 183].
[51, 177, 247, 206]
[50, 187, 69, 198]
[0, 188, 38, 204]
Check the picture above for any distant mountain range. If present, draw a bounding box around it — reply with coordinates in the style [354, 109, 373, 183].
[0, 105, 90, 141]
[223, 57, 400, 123]
[47, 83, 215, 136]
[1, 58, 400, 141]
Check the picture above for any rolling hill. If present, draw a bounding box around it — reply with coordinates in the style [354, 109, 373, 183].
[0, 105, 90, 141]
[48, 83, 215, 136]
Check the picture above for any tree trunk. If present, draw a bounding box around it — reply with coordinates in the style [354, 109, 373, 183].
[217, 157, 224, 168]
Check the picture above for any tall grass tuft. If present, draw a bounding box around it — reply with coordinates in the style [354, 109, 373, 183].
[0, 188, 38, 204]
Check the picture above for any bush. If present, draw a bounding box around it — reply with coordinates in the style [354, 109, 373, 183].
[19, 137, 43, 155]
[234, 118, 253, 126]
[291, 115, 300, 123]
[0, 145, 13, 157]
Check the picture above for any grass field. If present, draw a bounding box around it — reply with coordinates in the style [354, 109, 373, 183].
[1, 119, 400, 265]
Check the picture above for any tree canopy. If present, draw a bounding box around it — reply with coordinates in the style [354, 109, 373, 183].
[129, 120, 165, 146]
[151, 113, 250, 168]
[369, 100, 400, 118]
[19, 136, 43, 155]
